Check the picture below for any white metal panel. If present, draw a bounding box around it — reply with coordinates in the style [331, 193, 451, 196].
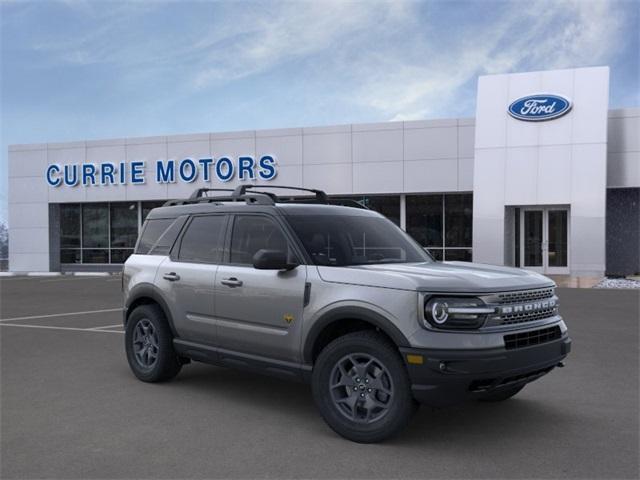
[302, 163, 352, 194]
[571, 143, 607, 217]
[572, 67, 610, 145]
[255, 134, 303, 166]
[8, 148, 47, 178]
[303, 132, 351, 165]
[538, 145, 572, 204]
[607, 152, 640, 188]
[404, 126, 457, 160]
[404, 159, 457, 192]
[352, 128, 403, 163]
[353, 161, 403, 194]
[504, 147, 537, 205]
[8, 227, 49, 254]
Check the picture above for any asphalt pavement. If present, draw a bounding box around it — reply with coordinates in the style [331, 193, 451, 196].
[1, 276, 638, 479]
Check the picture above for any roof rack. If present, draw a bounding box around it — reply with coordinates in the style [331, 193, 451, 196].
[231, 185, 329, 203]
[163, 185, 368, 209]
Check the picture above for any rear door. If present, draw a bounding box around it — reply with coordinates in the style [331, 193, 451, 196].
[157, 214, 228, 344]
[214, 214, 307, 363]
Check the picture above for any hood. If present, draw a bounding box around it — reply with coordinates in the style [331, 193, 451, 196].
[316, 261, 554, 293]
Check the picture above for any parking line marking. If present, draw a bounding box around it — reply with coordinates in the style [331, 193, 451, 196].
[0, 323, 124, 333]
[0, 308, 122, 323]
[89, 324, 124, 330]
[40, 277, 116, 283]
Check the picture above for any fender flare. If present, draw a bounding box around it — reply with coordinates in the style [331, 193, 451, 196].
[125, 283, 178, 337]
[302, 306, 411, 364]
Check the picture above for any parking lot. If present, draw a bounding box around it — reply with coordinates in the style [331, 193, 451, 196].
[1, 276, 638, 479]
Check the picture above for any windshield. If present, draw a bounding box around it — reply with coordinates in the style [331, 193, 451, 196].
[287, 215, 433, 266]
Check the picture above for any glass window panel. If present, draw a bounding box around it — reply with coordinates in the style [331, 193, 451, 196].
[149, 216, 188, 255]
[110, 249, 134, 264]
[110, 203, 138, 248]
[444, 194, 473, 247]
[514, 208, 521, 267]
[136, 218, 174, 254]
[364, 196, 400, 226]
[60, 249, 81, 264]
[142, 201, 166, 222]
[524, 210, 543, 267]
[82, 249, 109, 263]
[444, 249, 472, 262]
[548, 210, 568, 267]
[406, 195, 443, 247]
[178, 215, 226, 264]
[288, 215, 430, 266]
[330, 196, 400, 225]
[428, 248, 443, 261]
[82, 204, 109, 248]
[230, 215, 289, 265]
[60, 204, 81, 248]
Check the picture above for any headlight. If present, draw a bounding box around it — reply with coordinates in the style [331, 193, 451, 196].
[423, 297, 495, 330]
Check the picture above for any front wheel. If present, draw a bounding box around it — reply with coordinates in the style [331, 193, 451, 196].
[125, 304, 182, 382]
[312, 331, 417, 443]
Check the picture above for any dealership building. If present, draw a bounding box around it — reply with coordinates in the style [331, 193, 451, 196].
[7, 66, 640, 277]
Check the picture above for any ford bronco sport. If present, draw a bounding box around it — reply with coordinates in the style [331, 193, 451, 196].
[123, 185, 571, 443]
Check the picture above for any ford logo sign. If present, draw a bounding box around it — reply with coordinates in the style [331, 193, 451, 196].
[508, 94, 572, 121]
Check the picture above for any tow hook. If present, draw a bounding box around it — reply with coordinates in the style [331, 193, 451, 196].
[556, 362, 565, 368]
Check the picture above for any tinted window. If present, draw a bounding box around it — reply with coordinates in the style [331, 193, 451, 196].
[230, 216, 289, 265]
[136, 218, 174, 254]
[178, 215, 226, 263]
[60, 204, 81, 248]
[82, 203, 109, 248]
[149, 216, 187, 255]
[110, 203, 138, 248]
[288, 215, 431, 266]
[406, 194, 443, 247]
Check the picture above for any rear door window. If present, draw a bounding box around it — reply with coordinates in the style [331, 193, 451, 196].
[177, 215, 227, 264]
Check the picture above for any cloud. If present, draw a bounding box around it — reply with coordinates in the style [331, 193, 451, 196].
[349, 0, 627, 120]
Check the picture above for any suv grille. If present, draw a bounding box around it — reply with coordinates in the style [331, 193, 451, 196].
[488, 288, 558, 326]
[497, 288, 555, 305]
[504, 326, 561, 350]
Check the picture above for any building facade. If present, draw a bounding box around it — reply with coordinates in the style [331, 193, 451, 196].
[8, 66, 640, 276]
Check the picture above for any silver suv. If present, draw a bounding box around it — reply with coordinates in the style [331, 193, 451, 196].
[123, 185, 571, 443]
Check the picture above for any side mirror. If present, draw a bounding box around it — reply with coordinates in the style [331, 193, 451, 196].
[252, 249, 298, 270]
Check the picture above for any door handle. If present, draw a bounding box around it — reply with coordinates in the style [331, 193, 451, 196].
[221, 277, 243, 288]
[163, 272, 180, 281]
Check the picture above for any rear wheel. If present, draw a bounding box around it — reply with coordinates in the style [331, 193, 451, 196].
[477, 385, 525, 402]
[125, 304, 181, 382]
[312, 331, 417, 443]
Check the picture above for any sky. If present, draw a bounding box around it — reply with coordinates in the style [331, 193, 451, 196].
[1, 0, 639, 224]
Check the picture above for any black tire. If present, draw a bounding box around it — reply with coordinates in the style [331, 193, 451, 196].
[125, 304, 182, 382]
[312, 331, 417, 443]
[478, 385, 525, 402]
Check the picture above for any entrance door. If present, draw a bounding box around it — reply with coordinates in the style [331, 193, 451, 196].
[518, 207, 569, 274]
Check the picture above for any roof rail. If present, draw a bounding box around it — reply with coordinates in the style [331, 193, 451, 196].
[163, 187, 277, 206]
[232, 185, 329, 203]
[164, 185, 368, 209]
[189, 188, 235, 199]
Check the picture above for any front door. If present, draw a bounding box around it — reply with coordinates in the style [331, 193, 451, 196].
[518, 207, 569, 274]
[214, 214, 307, 363]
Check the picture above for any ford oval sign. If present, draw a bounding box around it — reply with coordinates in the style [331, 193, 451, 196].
[508, 94, 572, 121]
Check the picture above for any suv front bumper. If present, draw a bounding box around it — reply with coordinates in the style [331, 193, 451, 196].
[399, 334, 571, 406]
